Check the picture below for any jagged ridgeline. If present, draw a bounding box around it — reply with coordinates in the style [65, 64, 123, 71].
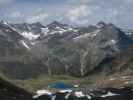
[0, 20, 133, 79]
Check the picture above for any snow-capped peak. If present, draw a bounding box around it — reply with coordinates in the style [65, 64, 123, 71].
[48, 21, 63, 27]
[40, 21, 77, 36]
[96, 21, 106, 28]
[0, 20, 8, 25]
[109, 39, 117, 45]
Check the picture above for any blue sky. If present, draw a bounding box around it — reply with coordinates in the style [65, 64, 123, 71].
[0, 0, 133, 29]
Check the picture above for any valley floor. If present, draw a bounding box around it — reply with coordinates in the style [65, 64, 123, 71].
[9, 72, 133, 93]
[1, 73, 133, 100]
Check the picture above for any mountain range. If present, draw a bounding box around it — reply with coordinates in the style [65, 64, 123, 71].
[0, 20, 133, 79]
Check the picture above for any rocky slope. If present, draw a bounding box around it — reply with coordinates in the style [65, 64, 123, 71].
[0, 77, 32, 100]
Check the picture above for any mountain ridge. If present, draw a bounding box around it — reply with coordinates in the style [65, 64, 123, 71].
[0, 20, 133, 79]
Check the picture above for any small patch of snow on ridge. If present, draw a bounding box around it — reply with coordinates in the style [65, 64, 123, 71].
[33, 89, 52, 99]
[101, 91, 120, 97]
[74, 85, 79, 88]
[73, 33, 91, 40]
[73, 29, 100, 40]
[55, 26, 68, 34]
[65, 93, 71, 99]
[125, 32, 133, 35]
[2, 21, 8, 25]
[30, 41, 37, 45]
[49, 31, 58, 35]
[10, 26, 18, 32]
[49, 30, 66, 35]
[59, 89, 72, 93]
[86, 95, 92, 99]
[55, 26, 61, 30]
[20, 40, 30, 50]
[109, 39, 117, 45]
[74, 91, 85, 97]
[36, 90, 52, 95]
[68, 28, 73, 31]
[52, 95, 56, 100]
[41, 27, 49, 35]
[109, 78, 116, 81]
[121, 76, 128, 79]
[5, 29, 10, 32]
[41, 26, 77, 36]
[124, 81, 130, 84]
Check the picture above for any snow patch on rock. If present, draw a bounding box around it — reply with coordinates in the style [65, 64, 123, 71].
[74, 91, 85, 97]
[59, 89, 72, 93]
[73, 29, 100, 40]
[20, 40, 30, 50]
[21, 32, 40, 40]
[33, 89, 52, 99]
[101, 91, 120, 97]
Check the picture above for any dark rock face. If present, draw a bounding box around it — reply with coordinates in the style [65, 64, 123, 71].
[33, 94, 51, 100]
[54, 92, 68, 100]
[0, 78, 33, 100]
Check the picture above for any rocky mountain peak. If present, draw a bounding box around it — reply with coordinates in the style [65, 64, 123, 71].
[47, 21, 68, 30]
[30, 22, 44, 28]
[0, 20, 8, 25]
[96, 21, 107, 28]
[48, 21, 62, 26]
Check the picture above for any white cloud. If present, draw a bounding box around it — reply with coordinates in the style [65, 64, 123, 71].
[10, 11, 21, 18]
[67, 0, 91, 5]
[26, 13, 49, 23]
[66, 5, 91, 22]
[125, 0, 133, 4]
[75, 19, 89, 25]
[35, 8, 44, 14]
